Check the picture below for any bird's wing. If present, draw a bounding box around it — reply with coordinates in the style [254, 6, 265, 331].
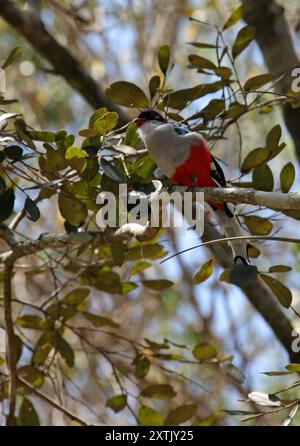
[171, 123, 190, 136]
[211, 156, 227, 187]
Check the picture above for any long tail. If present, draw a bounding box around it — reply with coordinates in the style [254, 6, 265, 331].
[214, 205, 248, 265]
[214, 204, 258, 286]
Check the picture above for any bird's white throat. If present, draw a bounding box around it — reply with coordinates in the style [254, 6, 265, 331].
[137, 120, 163, 142]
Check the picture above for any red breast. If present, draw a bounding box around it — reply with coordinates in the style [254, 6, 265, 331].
[171, 141, 224, 211]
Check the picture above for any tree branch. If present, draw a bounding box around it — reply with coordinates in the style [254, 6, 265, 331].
[3, 259, 17, 425]
[18, 377, 89, 426]
[0, 0, 130, 126]
[241, 0, 300, 161]
[202, 218, 299, 363]
[0, 223, 159, 264]
[166, 186, 300, 211]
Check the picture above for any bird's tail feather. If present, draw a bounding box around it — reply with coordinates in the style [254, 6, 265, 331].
[214, 205, 248, 264]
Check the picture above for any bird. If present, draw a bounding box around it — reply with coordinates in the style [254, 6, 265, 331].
[134, 109, 258, 286]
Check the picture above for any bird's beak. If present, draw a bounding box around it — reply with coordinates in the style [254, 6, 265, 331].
[133, 118, 146, 128]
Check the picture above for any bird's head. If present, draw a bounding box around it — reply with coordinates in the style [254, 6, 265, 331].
[133, 109, 166, 128]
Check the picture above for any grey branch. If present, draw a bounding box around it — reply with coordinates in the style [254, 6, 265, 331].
[162, 186, 300, 211]
[203, 217, 298, 363]
[0, 0, 130, 126]
[18, 377, 89, 425]
[241, 0, 300, 161]
[3, 260, 17, 426]
[0, 223, 159, 264]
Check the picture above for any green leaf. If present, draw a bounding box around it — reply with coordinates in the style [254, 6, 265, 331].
[138, 405, 164, 426]
[223, 4, 245, 30]
[219, 269, 231, 284]
[193, 414, 218, 426]
[0, 188, 15, 222]
[188, 54, 216, 70]
[232, 25, 255, 59]
[200, 99, 225, 121]
[222, 409, 256, 416]
[163, 83, 223, 110]
[16, 315, 46, 330]
[130, 153, 156, 180]
[280, 162, 295, 193]
[82, 268, 123, 293]
[93, 112, 119, 135]
[193, 342, 217, 361]
[158, 45, 170, 74]
[111, 242, 125, 266]
[244, 216, 273, 235]
[125, 243, 167, 261]
[81, 157, 99, 181]
[142, 280, 173, 291]
[4, 145, 23, 161]
[133, 353, 150, 379]
[268, 142, 286, 162]
[24, 197, 40, 222]
[15, 335, 23, 364]
[266, 124, 282, 152]
[129, 261, 152, 277]
[83, 312, 119, 328]
[32, 332, 53, 366]
[141, 384, 176, 400]
[269, 265, 292, 273]
[61, 288, 90, 306]
[106, 81, 149, 108]
[18, 398, 40, 426]
[285, 363, 300, 373]
[252, 163, 274, 191]
[149, 75, 161, 98]
[165, 404, 197, 426]
[247, 244, 260, 258]
[121, 281, 138, 294]
[2, 47, 21, 69]
[57, 335, 75, 368]
[221, 102, 248, 119]
[213, 66, 232, 80]
[161, 88, 194, 110]
[262, 371, 293, 376]
[125, 123, 139, 147]
[78, 128, 99, 138]
[193, 258, 214, 284]
[260, 274, 292, 308]
[188, 42, 217, 49]
[89, 107, 108, 128]
[18, 365, 44, 388]
[106, 394, 127, 413]
[28, 131, 57, 142]
[244, 74, 275, 92]
[65, 146, 85, 159]
[58, 190, 87, 226]
[241, 147, 270, 172]
[145, 338, 170, 351]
